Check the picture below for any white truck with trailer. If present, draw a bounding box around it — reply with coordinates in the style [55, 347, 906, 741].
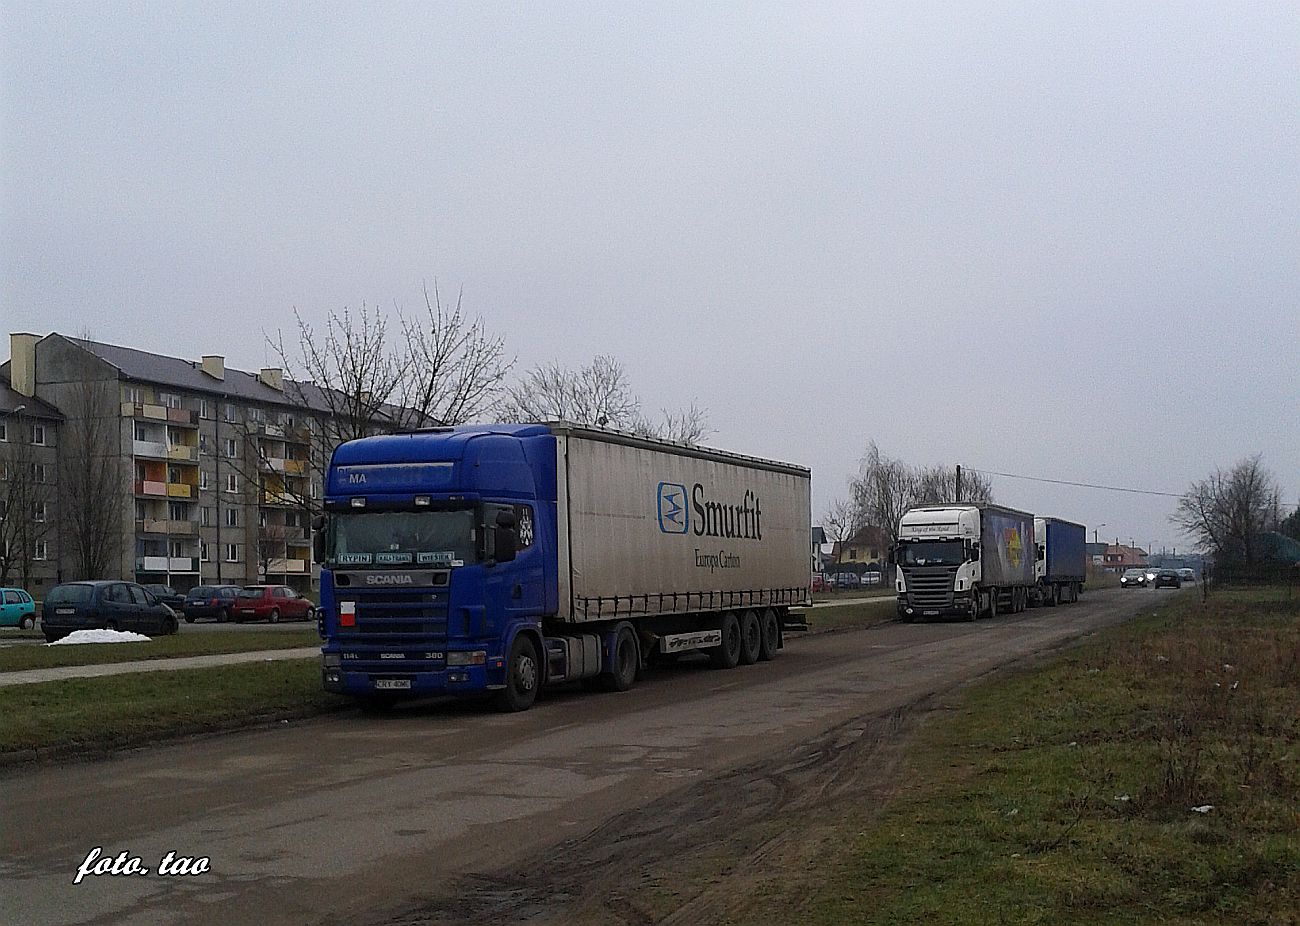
[894, 504, 1036, 621]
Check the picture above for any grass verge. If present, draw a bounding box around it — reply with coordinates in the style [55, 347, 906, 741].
[0, 630, 320, 672]
[804, 597, 898, 634]
[0, 658, 343, 761]
[789, 585, 1300, 924]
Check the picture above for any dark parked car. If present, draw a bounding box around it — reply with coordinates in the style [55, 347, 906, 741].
[40, 581, 180, 642]
[234, 585, 316, 623]
[182, 585, 243, 622]
[143, 584, 186, 612]
[1154, 569, 1182, 589]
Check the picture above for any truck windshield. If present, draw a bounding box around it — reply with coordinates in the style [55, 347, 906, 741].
[329, 509, 477, 567]
[898, 541, 965, 567]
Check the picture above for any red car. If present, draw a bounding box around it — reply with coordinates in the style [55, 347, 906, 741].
[234, 585, 316, 623]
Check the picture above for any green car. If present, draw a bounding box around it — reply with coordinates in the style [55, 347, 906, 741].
[1, 587, 37, 629]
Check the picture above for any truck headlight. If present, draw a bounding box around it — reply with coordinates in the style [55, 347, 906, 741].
[446, 650, 487, 667]
[323, 653, 342, 669]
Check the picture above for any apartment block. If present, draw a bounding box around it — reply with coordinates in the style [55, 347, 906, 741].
[2, 332, 345, 595]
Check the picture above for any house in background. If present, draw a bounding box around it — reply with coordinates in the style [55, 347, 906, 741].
[1101, 543, 1148, 573]
[833, 525, 890, 574]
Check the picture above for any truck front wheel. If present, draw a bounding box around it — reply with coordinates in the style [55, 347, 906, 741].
[495, 635, 541, 712]
[710, 613, 742, 669]
[738, 610, 762, 665]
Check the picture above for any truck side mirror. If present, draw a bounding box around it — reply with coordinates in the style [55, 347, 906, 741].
[970, 542, 980, 561]
[312, 515, 327, 564]
[492, 509, 517, 564]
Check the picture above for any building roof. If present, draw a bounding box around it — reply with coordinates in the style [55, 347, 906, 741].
[63, 336, 340, 413]
[0, 375, 64, 420]
[811, 526, 827, 545]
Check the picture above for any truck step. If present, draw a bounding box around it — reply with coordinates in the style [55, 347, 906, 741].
[782, 611, 810, 632]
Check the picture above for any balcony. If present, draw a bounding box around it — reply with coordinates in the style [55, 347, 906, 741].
[167, 445, 199, 463]
[261, 491, 295, 506]
[121, 403, 197, 426]
[258, 422, 286, 438]
[135, 480, 168, 497]
[266, 558, 308, 574]
[137, 555, 170, 572]
[137, 519, 197, 535]
[169, 556, 199, 572]
[260, 457, 308, 476]
[133, 439, 170, 459]
[166, 483, 194, 498]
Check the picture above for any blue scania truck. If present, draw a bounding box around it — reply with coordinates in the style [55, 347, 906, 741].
[314, 423, 811, 711]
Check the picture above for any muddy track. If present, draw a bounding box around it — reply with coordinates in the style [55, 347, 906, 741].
[383, 694, 933, 926]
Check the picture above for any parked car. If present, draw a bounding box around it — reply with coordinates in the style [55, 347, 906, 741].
[1177, 568, 1196, 583]
[40, 581, 180, 642]
[1120, 568, 1147, 588]
[1154, 569, 1182, 589]
[182, 585, 243, 622]
[234, 585, 316, 623]
[810, 573, 831, 593]
[143, 584, 186, 612]
[1144, 567, 1159, 584]
[833, 572, 861, 589]
[0, 587, 37, 629]
[862, 570, 883, 586]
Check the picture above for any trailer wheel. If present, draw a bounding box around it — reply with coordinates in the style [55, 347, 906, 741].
[757, 609, 780, 661]
[738, 610, 761, 665]
[601, 627, 639, 692]
[710, 613, 742, 669]
[494, 635, 540, 712]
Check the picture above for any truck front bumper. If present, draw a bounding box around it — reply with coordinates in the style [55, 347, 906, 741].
[896, 592, 978, 621]
[322, 661, 505, 698]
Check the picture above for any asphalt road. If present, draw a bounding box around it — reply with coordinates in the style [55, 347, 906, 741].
[0, 587, 1169, 926]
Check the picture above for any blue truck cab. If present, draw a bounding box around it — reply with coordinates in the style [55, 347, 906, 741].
[317, 425, 556, 710]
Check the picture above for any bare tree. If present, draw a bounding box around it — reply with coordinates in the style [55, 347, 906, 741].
[0, 414, 54, 587]
[821, 498, 857, 547]
[849, 441, 995, 545]
[58, 364, 123, 580]
[505, 354, 711, 444]
[1173, 454, 1281, 572]
[230, 284, 513, 523]
[255, 522, 291, 584]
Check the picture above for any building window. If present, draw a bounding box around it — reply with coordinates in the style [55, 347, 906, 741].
[168, 465, 182, 483]
[125, 385, 143, 404]
[200, 398, 212, 419]
[30, 463, 47, 483]
[223, 403, 236, 422]
[258, 510, 268, 528]
[225, 543, 239, 563]
[225, 473, 238, 493]
[31, 423, 46, 445]
[0, 420, 7, 442]
[34, 540, 48, 561]
[199, 470, 210, 490]
[160, 392, 182, 409]
[199, 434, 209, 453]
[134, 422, 150, 441]
[201, 506, 213, 527]
[33, 502, 47, 522]
[225, 508, 239, 528]
[200, 541, 209, 562]
[249, 407, 264, 422]
[169, 501, 187, 521]
[225, 438, 237, 458]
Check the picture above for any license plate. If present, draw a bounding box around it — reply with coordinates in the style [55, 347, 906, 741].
[923, 610, 939, 616]
[241, 609, 255, 614]
[374, 679, 411, 690]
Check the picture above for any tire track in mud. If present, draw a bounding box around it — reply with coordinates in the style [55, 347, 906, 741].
[378, 695, 933, 926]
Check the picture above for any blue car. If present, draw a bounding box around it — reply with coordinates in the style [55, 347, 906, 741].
[1, 587, 37, 629]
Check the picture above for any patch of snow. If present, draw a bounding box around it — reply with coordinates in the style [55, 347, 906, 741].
[1190, 805, 1214, 814]
[46, 629, 152, 646]
[1114, 794, 1131, 802]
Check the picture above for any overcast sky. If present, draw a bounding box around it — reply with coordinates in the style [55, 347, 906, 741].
[3, 1, 1297, 551]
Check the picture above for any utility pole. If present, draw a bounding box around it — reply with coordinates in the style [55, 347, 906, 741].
[955, 465, 962, 503]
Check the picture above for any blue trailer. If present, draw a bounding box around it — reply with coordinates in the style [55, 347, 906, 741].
[1030, 517, 1087, 606]
[314, 424, 812, 711]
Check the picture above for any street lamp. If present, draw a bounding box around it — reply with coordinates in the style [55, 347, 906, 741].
[1093, 523, 1106, 545]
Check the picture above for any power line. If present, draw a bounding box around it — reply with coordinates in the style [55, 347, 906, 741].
[967, 467, 1184, 499]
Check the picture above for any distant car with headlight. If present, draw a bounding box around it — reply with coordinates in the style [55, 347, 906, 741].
[1120, 568, 1147, 588]
[1154, 569, 1182, 589]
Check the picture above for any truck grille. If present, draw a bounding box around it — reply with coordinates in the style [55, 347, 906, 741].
[903, 567, 958, 608]
[337, 590, 449, 642]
